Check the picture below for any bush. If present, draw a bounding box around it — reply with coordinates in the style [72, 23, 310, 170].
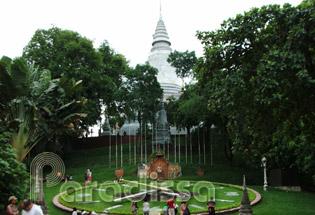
[0, 132, 29, 211]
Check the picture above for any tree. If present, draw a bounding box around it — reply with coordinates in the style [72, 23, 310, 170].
[23, 27, 106, 128]
[0, 132, 28, 211]
[97, 41, 130, 119]
[196, 2, 315, 178]
[167, 50, 197, 81]
[122, 63, 163, 130]
[0, 56, 86, 161]
[166, 50, 235, 166]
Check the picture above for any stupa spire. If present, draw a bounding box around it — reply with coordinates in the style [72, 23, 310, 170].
[160, 0, 162, 18]
[147, 2, 182, 100]
[152, 1, 171, 48]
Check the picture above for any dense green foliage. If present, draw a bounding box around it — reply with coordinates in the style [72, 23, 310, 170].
[0, 132, 28, 211]
[167, 50, 197, 80]
[122, 63, 163, 127]
[98, 41, 129, 118]
[0, 56, 86, 160]
[195, 2, 315, 180]
[22, 27, 130, 129]
[166, 85, 206, 131]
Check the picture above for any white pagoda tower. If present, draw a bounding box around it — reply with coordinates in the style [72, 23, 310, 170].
[148, 9, 182, 100]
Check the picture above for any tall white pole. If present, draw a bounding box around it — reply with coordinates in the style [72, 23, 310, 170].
[210, 124, 215, 166]
[109, 132, 111, 168]
[121, 134, 123, 167]
[203, 127, 206, 165]
[134, 138, 136, 165]
[174, 128, 176, 163]
[156, 123, 158, 151]
[116, 132, 118, 169]
[179, 132, 181, 163]
[152, 123, 154, 153]
[168, 141, 170, 160]
[145, 123, 147, 164]
[190, 131, 192, 163]
[211, 140, 213, 166]
[185, 134, 187, 163]
[198, 126, 201, 164]
[129, 126, 131, 165]
[140, 121, 143, 163]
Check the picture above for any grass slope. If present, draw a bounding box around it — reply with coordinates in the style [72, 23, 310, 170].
[44, 142, 315, 214]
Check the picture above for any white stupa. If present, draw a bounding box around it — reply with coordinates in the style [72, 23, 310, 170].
[148, 8, 182, 100]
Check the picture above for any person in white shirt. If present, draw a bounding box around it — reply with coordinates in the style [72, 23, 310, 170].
[21, 199, 43, 215]
[72, 207, 77, 215]
[143, 199, 150, 215]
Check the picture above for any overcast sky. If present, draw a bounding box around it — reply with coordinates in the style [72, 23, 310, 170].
[1, 0, 301, 67]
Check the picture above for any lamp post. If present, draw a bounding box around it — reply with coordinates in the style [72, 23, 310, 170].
[261, 157, 268, 191]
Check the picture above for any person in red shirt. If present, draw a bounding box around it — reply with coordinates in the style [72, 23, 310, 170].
[166, 198, 176, 215]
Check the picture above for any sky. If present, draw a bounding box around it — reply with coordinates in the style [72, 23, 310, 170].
[1, 0, 302, 67]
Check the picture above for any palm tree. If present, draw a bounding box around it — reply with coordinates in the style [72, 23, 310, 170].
[0, 56, 86, 162]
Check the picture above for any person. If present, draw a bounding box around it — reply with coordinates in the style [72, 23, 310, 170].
[174, 202, 178, 214]
[207, 197, 216, 215]
[72, 207, 78, 215]
[180, 201, 186, 215]
[183, 206, 190, 215]
[166, 198, 176, 215]
[69, 174, 73, 181]
[183, 202, 190, 215]
[143, 199, 150, 215]
[84, 169, 89, 186]
[35, 199, 41, 206]
[162, 204, 168, 215]
[6, 196, 19, 215]
[89, 170, 92, 182]
[131, 200, 138, 215]
[21, 199, 43, 215]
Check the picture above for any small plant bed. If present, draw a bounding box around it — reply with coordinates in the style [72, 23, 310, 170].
[56, 180, 257, 214]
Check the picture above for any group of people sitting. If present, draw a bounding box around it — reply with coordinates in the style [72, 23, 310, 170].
[6, 196, 43, 215]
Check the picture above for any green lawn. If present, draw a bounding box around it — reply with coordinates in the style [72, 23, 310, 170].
[43, 142, 315, 214]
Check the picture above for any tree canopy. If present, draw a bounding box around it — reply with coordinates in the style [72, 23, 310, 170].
[122, 63, 163, 128]
[167, 50, 197, 81]
[195, 1, 315, 178]
[23, 27, 130, 129]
